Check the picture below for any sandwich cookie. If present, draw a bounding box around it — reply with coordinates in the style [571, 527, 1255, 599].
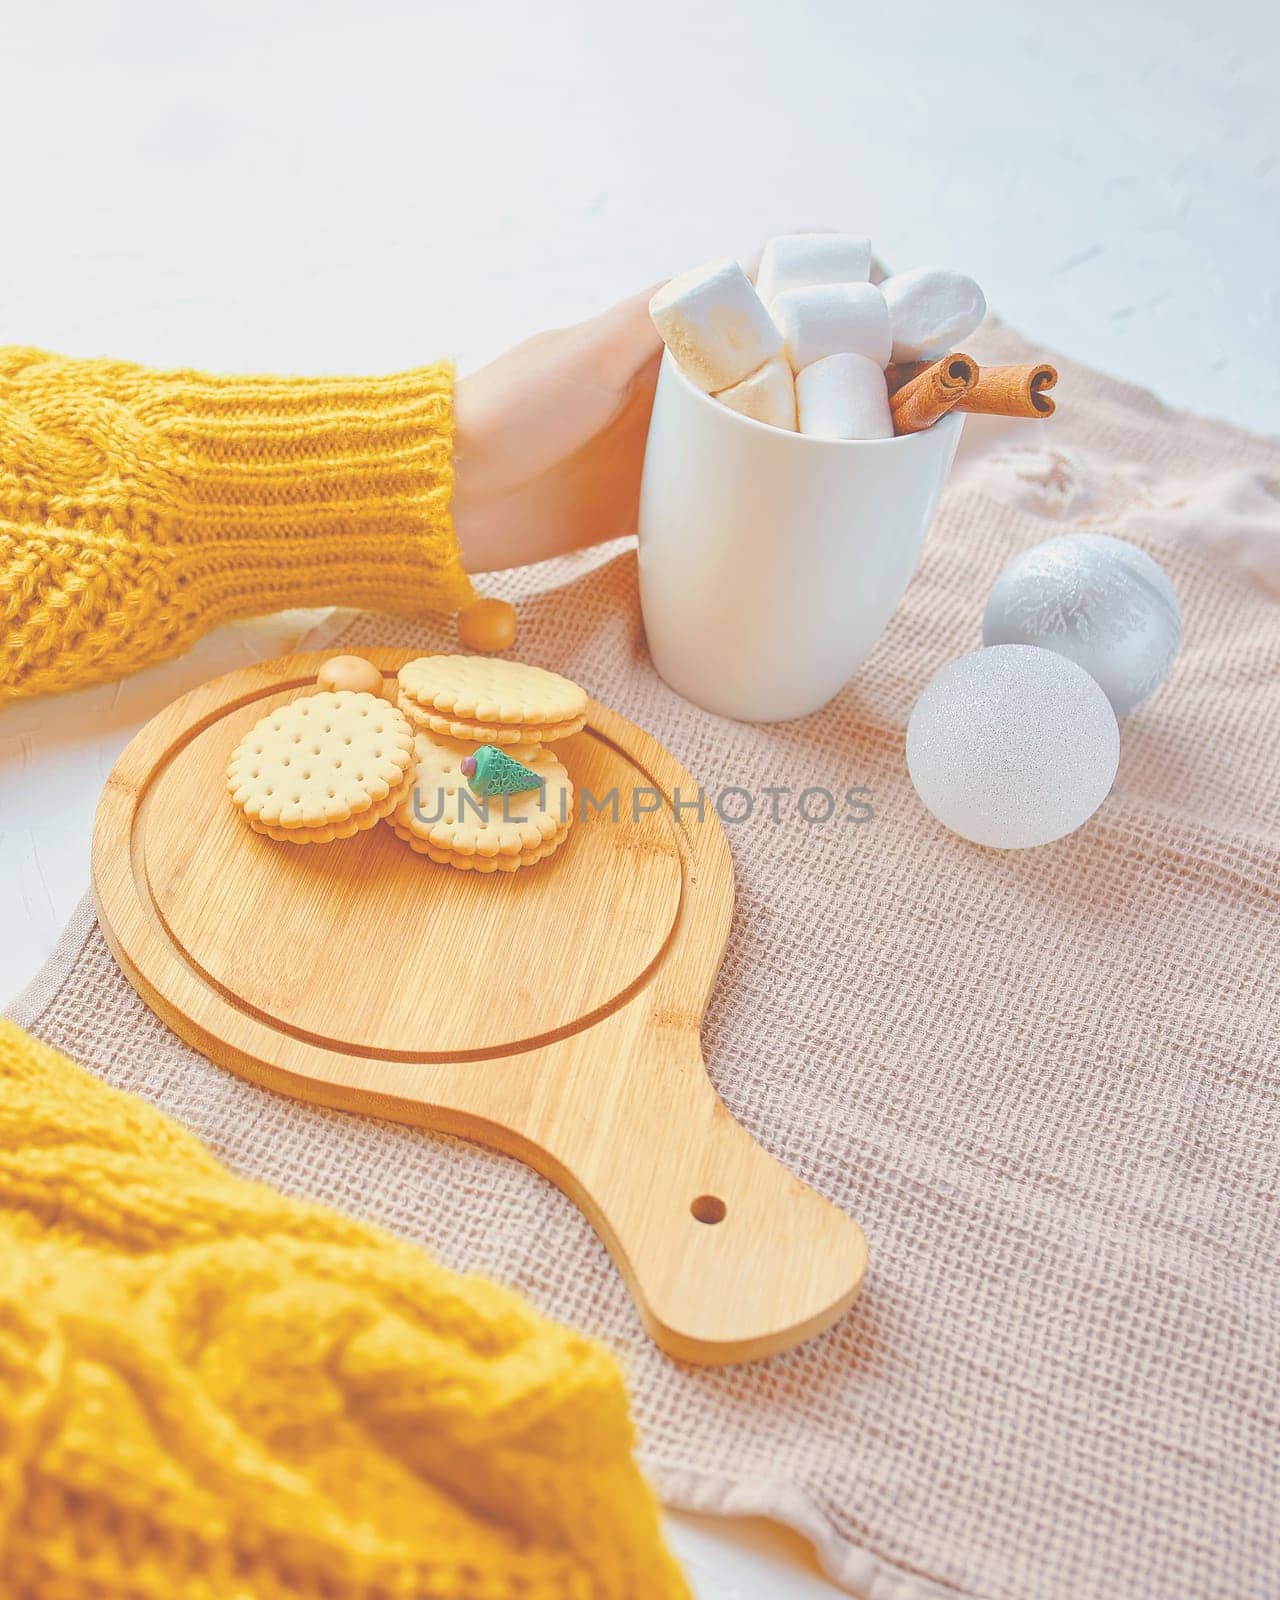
[388, 730, 574, 872]
[227, 691, 415, 843]
[397, 655, 587, 746]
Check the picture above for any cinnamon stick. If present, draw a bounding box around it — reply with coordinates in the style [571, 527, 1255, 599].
[964, 363, 1056, 417]
[888, 353, 978, 435]
[889, 360, 1057, 419]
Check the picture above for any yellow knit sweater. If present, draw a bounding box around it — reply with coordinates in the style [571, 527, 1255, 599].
[0, 346, 476, 703]
[0, 1020, 689, 1599]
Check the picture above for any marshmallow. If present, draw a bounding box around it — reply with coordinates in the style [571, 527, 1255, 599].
[795, 354, 893, 440]
[649, 259, 784, 393]
[881, 266, 986, 362]
[755, 232, 872, 306]
[771, 283, 892, 372]
[715, 356, 797, 431]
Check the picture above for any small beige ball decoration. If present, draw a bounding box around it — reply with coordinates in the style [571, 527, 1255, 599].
[316, 655, 385, 697]
[457, 598, 518, 654]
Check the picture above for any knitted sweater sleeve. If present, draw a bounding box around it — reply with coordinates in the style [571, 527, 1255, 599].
[0, 346, 476, 703]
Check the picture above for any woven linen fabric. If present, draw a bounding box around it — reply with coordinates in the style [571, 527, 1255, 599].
[9, 325, 1279, 1600]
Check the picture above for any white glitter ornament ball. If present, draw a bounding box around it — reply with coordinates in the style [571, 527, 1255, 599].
[907, 645, 1120, 848]
[982, 533, 1181, 714]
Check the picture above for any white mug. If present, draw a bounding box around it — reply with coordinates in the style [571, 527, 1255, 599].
[637, 352, 963, 721]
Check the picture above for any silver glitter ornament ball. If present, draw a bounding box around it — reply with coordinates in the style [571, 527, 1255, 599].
[982, 533, 1181, 714]
[907, 645, 1120, 849]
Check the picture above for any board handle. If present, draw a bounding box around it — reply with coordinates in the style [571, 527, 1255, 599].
[538, 1027, 868, 1365]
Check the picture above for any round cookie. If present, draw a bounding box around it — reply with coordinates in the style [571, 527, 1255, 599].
[388, 820, 571, 873]
[228, 691, 415, 843]
[397, 695, 584, 747]
[389, 731, 573, 862]
[397, 655, 587, 745]
[245, 777, 415, 844]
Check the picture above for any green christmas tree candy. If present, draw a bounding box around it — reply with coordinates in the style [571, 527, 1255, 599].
[460, 745, 544, 798]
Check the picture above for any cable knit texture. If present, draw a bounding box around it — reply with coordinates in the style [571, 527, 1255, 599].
[0, 1020, 688, 1600]
[0, 347, 476, 703]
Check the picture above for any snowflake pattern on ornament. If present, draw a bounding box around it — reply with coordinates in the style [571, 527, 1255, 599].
[1000, 555, 1148, 648]
[983, 534, 1182, 711]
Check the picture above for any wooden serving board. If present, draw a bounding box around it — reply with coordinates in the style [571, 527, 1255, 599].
[92, 649, 867, 1364]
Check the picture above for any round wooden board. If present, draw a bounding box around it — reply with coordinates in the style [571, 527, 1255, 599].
[93, 650, 867, 1364]
[146, 693, 681, 1058]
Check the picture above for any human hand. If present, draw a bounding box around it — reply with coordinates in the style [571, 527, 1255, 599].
[451, 288, 662, 573]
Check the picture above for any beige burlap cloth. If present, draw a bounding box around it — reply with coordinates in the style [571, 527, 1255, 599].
[9, 327, 1280, 1600]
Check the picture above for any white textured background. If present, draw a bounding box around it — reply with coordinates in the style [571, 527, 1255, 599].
[2, 3, 1278, 1593]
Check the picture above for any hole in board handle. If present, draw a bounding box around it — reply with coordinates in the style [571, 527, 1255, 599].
[691, 1194, 726, 1225]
